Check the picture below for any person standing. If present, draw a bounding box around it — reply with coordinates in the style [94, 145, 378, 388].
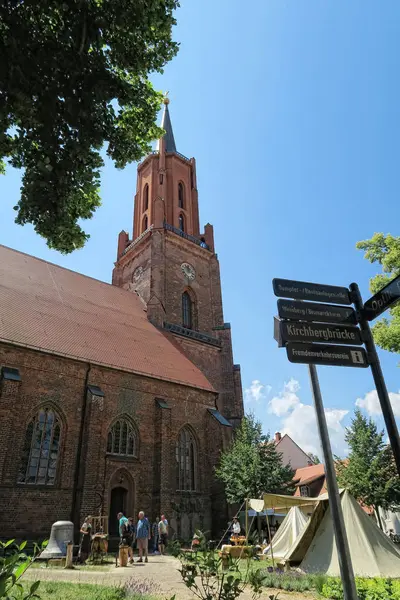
[126, 517, 135, 564]
[232, 517, 241, 535]
[152, 517, 160, 554]
[158, 514, 168, 555]
[118, 511, 128, 540]
[135, 510, 151, 563]
[78, 516, 92, 563]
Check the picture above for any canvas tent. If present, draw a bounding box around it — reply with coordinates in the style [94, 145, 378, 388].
[284, 490, 400, 577]
[263, 506, 308, 559]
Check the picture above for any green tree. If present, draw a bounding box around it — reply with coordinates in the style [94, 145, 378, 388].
[336, 410, 400, 520]
[215, 414, 295, 505]
[307, 452, 321, 465]
[356, 233, 400, 354]
[0, 0, 179, 253]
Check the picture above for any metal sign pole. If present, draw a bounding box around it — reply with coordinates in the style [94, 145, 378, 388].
[350, 283, 400, 476]
[308, 364, 358, 600]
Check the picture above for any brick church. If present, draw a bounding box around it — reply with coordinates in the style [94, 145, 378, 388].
[0, 98, 243, 542]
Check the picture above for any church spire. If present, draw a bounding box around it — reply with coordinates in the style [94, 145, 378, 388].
[157, 95, 177, 153]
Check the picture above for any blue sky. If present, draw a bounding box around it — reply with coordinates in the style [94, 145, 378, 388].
[1, 1, 400, 457]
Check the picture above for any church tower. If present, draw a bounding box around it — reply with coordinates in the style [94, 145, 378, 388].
[112, 98, 243, 424]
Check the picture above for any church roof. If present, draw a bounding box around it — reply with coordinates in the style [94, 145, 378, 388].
[156, 98, 177, 153]
[0, 245, 215, 392]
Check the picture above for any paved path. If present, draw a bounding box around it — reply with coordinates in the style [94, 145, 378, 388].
[25, 555, 316, 600]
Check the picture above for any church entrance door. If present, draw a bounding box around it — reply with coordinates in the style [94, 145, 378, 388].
[109, 486, 127, 536]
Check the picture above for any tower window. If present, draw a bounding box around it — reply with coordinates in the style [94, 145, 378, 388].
[178, 213, 185, 232]
[143, 215, 148, 232]
[182, 291, 193, 329]
[178, 182, 185, 209]
[143, 184, 149, 211]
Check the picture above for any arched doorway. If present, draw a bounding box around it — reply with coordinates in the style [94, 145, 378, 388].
[109, 487, 127, 536]
[108, 468, 135, 537]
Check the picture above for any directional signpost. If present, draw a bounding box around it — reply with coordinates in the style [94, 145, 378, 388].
[272, 276, 400, 600]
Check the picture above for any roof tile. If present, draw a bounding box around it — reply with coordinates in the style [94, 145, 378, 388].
[0, 245, 214, 392]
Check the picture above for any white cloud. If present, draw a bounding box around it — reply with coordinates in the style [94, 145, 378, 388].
[244, 380, 271, 404]
[269, 378, 301, 417]
[356, 389, 400, 417]
[269, 379, 348, 456]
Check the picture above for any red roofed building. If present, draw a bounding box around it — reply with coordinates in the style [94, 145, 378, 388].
[0, 99, 243, 541]
[293, 464, 327, 497]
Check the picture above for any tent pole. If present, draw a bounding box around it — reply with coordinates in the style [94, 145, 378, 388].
[308, 364, 358, 600]
[266, 511, 275, 567]
[245, 498, 249, 543]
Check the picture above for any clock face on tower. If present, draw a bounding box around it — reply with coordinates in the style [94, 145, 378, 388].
[181, 262, 196, 282]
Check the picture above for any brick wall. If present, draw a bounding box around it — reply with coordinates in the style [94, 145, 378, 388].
[0, 343, 230, 542]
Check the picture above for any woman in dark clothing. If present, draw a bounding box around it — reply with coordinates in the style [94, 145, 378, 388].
[79, 516, 92, 563]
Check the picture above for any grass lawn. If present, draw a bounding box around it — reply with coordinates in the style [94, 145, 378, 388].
[23, 581, 124, 600]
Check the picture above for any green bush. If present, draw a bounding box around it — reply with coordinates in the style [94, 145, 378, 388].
[0, 539, 47, 599]
[321, 577, 400, 600]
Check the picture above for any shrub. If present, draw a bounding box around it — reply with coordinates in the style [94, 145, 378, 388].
[0, 539, 47, 599]
[321, 577, 400, 600]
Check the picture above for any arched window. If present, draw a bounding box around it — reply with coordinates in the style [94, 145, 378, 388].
[18, 408, 61, 485]
[178, 213, 185, 232]
[178, 182, 185, 209]
[176, 427, 197, 491]
[143, 215, 148, 232]
[107, 418, 138, 457]
[143, 184, 149, 211]
[182, 291, 193, 329]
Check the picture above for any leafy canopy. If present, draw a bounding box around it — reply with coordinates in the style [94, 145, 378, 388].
[336, 410, 400, 511]
[0, 0, 179, 253]
[215, 414, 295, 505]
[357, 233, 400, 354]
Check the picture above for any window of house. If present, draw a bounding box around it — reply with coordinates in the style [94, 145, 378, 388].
[107, 418, 138, 457]
[143, 184, 149, 211]
[18, 408, 61, 485]
[182, 291, 193, 329]
[300, 485, 310, 497]
[178, 182, 184, 209]
[178, 213, 185, 232]
[176, 426, 197, 491]
[143, 215, 148, 232]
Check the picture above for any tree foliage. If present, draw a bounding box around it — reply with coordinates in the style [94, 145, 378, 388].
[356, 233, 400, 354]
[0, 0, 179, 253]
[307, 452, 320, 465]
[215, 414, 295, 505]
[336, 410, 400, 512]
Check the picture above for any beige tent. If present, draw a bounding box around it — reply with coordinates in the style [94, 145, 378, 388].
[284, 490, 400, 577]
[263, 506, 308, 559]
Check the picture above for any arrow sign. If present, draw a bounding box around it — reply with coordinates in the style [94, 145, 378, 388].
[286, 343, 369, 368]
[363, 274, 400, 321]
[280, 320, 362, 346]
[273, 278, 351, 305]
[277, 299, 357, 325]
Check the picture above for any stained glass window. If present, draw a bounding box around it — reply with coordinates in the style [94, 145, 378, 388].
[18, 409, 61, 485]
[176, 427, 197, 491]
[107, 419, 137, 457]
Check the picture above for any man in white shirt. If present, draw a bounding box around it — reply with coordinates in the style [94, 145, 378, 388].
[232, 517, 241, 535]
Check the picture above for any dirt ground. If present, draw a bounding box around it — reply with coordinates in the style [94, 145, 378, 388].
[24, 555, 317, 600]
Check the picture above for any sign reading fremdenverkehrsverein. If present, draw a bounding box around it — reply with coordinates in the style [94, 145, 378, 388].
[280, 321, 362, 346]
[286, 343, 369, 368]
[273, 278, 351, 305]
[277, 299, 357, 325]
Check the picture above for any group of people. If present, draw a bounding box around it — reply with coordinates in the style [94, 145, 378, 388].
[118, 511, 168, 564]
